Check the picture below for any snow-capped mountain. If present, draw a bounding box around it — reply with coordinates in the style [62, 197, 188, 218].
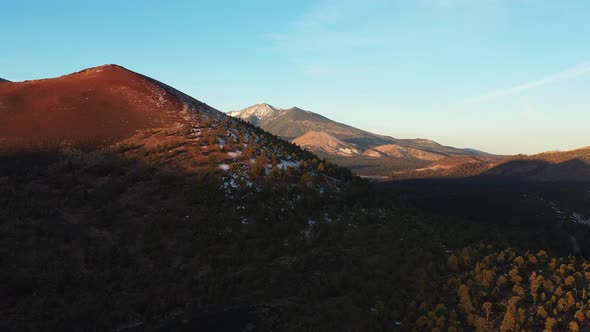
[229, 103, 496, 175]
[227, 103, 283, 125]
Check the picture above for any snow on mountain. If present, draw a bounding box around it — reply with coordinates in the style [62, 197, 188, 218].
[228, 103, 284, 125]
[229, 103, 499, 176]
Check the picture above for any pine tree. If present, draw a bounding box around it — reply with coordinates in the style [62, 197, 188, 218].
[500, 296, 520, 332]
[448, 254, 459, 272]
[252, 154, 267, 177]
[544, 317, 557, 332]
[536, 306, 547, 319]
[245, 138, 255, 158]
[458, 284, 474, 314]
[482, 302, 492, 323]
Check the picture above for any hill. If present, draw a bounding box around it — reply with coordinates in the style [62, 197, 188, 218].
[0, 78, 9, 83]
[229, 103, 494, 175]
[0, 64, 221, 151]
[483, 147, 590, 182]
[390, 147, 590, 183]
[292, 131, 360, 156]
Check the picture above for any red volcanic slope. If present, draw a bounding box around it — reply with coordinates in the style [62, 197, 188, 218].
[0, 64, 221, 151]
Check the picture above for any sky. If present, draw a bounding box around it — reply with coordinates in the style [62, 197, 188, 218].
[1, 0, 589, 154]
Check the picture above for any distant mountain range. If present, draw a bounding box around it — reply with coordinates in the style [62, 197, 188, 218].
[228, 103, 495, 174]
[390, 146, 590, 183]
[0, 78, 10, 83]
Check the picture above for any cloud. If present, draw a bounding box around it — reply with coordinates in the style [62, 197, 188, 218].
[460, 61, 590, 105]
[266, 0, 387, 53]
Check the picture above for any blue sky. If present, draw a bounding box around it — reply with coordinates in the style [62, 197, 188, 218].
[1, 0, 589, 154]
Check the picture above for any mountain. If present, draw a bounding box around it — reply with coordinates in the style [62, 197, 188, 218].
[0, 64, 221, 151]
[229, 103, 496, 175]
[229, 103, 394, 147]
[0, 78, 9, 83]
[229, 103, 405, 148]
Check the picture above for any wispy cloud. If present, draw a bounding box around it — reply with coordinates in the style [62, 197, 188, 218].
[422, 0, 502, 8]
[266, 0, 387, 53]
[460, 61, 590, 105]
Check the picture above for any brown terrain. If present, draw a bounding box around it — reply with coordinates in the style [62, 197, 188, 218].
[390, 147, 590, 182]
[292, 131, 359, 156]
[483, 147, 590, 182]
[364, 144, 446, 161]
[0, 64, 220, 152]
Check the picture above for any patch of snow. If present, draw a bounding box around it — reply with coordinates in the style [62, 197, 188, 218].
[277, 160, 299, 169]
[572, 212, 590, 225]
[217, 138, 226, 149]
[219, 164, 230, 171]
[339, 148, 355, 155]
[227, 151, 242, 158]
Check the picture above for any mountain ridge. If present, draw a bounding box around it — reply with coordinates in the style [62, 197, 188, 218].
[229, 103, 496, 175]
[390, 146, 590, 182]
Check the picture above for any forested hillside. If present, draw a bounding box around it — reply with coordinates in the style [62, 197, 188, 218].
[2, 66, 590, 331]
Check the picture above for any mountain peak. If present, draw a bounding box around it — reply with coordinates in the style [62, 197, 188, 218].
[227, 103, 284, 124]
[64, 64, 133, 78]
